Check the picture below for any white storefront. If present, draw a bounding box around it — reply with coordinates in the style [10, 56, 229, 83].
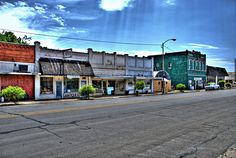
[34, 42, 94, 100]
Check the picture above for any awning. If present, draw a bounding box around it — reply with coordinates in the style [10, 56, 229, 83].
[39, 58, 94, 76]
[207, 66, 228, 77]
[94, 76, 155, 80]
[94, 76, 133, 80]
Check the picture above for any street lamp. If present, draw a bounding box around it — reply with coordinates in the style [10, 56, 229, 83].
[161, 38, 176, 95]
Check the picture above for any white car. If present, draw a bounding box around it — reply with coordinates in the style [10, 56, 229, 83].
[233, 82, 236, 87]
[205, 83, 220, 91]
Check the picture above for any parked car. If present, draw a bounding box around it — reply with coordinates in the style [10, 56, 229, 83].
[233, 82, 236, 87]
[205, 83, 220, 91]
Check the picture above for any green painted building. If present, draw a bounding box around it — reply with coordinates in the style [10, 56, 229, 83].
[151, 50, 206, 90]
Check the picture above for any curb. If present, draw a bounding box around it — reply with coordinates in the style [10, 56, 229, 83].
[0, 89, 206, 107]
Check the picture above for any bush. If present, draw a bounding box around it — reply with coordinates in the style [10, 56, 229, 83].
[135, 80, 145, 96]
[218, 80, 225, 88]
[78, 85, 95, 99]
[225, 83, 232, 89]
[2, 86, 26, 103]
[136, 80, 145, 90]
[176, 83, 186, 92]
[207, 82, 215, 85]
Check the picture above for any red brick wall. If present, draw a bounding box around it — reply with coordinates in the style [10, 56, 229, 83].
[0, 42, 34, 63]
[0, 75, 34, 99]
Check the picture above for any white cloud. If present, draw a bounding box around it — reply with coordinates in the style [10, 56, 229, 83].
[99, 0, 134, 11]
[76, 30, 88, 33]
[0, 2, 67, 48]
[52, 0, 84, 3]
[15, 1, 28, 7]
[68, 14, 98, 20]
[35, 3, 47, 14]
[0, 2, 65, 28]
[0, 2, 35, 31]
[50, 14, 65, 26]
[162, 0, 175, 6]
[206, 57, 234, 72]
[187, 43, 219, 50]
[56, 4, 66, 12]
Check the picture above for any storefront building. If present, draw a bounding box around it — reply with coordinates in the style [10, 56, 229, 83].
[88, 48, 154, 95]
[151, 50, 207, 90]
[207, 66, 228, 83]
[34, 42, 94, 100]
[0, 42, 35, 99]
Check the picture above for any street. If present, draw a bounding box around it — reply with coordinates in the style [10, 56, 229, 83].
[0, 89, 236, 158]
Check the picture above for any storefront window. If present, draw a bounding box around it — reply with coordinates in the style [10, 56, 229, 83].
[145, 80, 151, 89]
[40, 77, 53, 94]
[64, 78, 79, 93]
[92, 80, 102, 89]
[116, 81, 125, 91]
[81, 80, 87, 87]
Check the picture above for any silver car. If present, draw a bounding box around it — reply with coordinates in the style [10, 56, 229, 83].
[205, 83, 220, 91]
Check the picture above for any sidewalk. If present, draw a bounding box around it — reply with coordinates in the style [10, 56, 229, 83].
[218, 144, 236, 158]
[0, 89, 205, 107]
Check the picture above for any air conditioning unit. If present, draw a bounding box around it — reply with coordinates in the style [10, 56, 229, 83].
[19, 65, 28, 73]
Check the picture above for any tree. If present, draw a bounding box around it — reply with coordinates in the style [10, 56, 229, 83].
[0, 31, 31, 44]
[135, 80, 145, 96]
[2, 86, 26, 104]
[78, 85, 96, 99]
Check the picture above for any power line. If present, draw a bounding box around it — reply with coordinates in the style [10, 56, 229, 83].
[0, 28, 161, 46]
[164, 46, 174, 51]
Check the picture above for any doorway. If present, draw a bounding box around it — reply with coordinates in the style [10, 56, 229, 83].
[56, 81, 62, 99]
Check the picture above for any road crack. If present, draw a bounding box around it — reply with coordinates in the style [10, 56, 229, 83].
[0, 110, 91, 135]
[38, 126, 62, 139]
[178, 129, 229, 158]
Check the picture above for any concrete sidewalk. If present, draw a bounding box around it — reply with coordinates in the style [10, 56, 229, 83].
[0, 89, 205, 106]
[218, 144, 236, 158]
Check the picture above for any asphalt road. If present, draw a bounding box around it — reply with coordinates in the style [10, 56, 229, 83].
[0, 89, 236, 158]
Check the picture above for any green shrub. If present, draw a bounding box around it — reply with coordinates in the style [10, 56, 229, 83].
[218, 80, 225, 84]
[176, 83, 186, 92]
[2, 86, 26, 103]
[78, 85, 95, 99]
[135, 80, 145, 96]
[207, 82, 215, 85]
[136, 80, 145, 90]
[218, 80, 225, 88]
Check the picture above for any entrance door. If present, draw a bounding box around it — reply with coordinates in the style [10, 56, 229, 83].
[56, 81, 62, 99]
[108, 80, 115, 95]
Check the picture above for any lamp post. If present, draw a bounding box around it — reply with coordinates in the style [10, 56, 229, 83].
[161, 38, 176, 95]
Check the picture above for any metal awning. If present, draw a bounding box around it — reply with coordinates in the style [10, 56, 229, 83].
[39, 58, 94, 76]
[94, 76, 155, 80]
[94, 76, 132, 80]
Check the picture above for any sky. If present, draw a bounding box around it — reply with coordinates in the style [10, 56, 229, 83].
[0, 0, 235, 71]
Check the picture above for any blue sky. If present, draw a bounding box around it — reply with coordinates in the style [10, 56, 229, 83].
[0, 0, 235, 71]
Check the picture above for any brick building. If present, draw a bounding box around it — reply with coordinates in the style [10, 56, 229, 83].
[0, 42, 35, 99]
[151, 50, 206, 90]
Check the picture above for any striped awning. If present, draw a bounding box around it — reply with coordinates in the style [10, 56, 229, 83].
[39, 58, 94, 76]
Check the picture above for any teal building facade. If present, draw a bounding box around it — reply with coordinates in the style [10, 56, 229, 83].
[151, 50, 206, 90]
